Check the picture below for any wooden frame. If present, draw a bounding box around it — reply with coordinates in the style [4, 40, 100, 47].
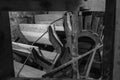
[1, 0, 117, 80]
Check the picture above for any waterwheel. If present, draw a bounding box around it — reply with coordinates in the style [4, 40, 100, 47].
[43, 11, 104, 79]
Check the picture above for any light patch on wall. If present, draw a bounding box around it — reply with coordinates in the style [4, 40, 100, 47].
[84, 0, 105, 11]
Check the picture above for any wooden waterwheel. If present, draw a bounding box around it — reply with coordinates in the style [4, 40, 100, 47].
[43, 11, 104, 79]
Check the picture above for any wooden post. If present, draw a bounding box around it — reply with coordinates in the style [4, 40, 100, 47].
[70, 0, 84, 79]
[0, 11, 14, 79]
[71, 11, 80, 79]
[103, 0, 116, 80]
[113, 0, 120, 80]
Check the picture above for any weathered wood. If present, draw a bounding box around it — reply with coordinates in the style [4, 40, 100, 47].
[103, 0, 116, 80]
[97, 17, 104, 38]
[19, 24, 64, 45]
[0, 11, 15, 78]
[14, 60, 46, 78]
[84, 14, 92, 31]
[32, 48, 53, 70]
[113, 0, 120, 80]
[9, 77, 92, 80]
[35, 14, 63, 26]
[13, 43, 55, 71]
[0, 0, 106, 79]
[71, 12, 80, 79]
[91, 15, 100, 33]
[78, 12, 83, 33]
[43, 44, 103, 78]
[12, 42, 57, 61]
[12, 41, 40, 55]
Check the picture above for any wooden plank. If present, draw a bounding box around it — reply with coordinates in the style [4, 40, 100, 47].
[12, 42, 57, 61]
[12, 42, 40, 55]
[19, 24, 64, 33]
[35, 14, 63, 21]
[14, 60, 46, 78]
[19, 24, 64, 45]
[35, 14, 63, 26]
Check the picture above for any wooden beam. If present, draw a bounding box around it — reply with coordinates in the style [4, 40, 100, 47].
[71, 12, 80, 79]
[103, 0, 116, 80]
[12, 42, 57, 61]
[113, 0, 120, 80]
[9, 77, 92, 80]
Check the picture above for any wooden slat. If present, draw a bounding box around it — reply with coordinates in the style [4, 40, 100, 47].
[19, 24, 64, 45]
[19, 24, 64, 33]
[91, 16, 100, 33]
[14, 61, 46, 78]
[84, 15, 92, 31]
[78, 12, 83, 33]
[12, 42, 57, 61]
[35, 14, 63, 21]
[21, 31, 51, 45]
[97, 17, 104, 37]
[12, 42, 40, 54]
[35, 14, 63, 26]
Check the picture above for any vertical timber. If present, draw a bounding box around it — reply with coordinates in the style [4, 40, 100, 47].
[71, 11, 80, 79]
[0, 11, 14, 79]
[70, 0, 84, 79]
[113, 0, 120, 80]
[103, 0, 116, 80]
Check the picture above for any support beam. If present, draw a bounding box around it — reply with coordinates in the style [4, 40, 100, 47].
[103, 0, 116, 80]
[113, 0, 120, 80]
[0, 11, 14, 79]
